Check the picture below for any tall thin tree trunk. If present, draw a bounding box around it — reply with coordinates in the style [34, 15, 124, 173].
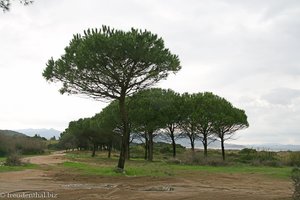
[126, 131, 130, 160]
[148, 131, 153, 161]
[171, 133, 176, 158]
[221, 137, 225, 161]
[108, 142, 112, 158]
[168, 125, 177, 158]
[92, 143, 96, 157]
[203, 134, 208, 157]
[117, 94, 129, 170]
[189, 136, 195, 152]
[144, 132, 148, 160]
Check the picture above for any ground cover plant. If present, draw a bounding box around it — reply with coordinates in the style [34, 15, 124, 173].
[62, 150, 293, 180]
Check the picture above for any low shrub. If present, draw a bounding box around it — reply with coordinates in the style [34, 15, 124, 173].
[178, 151, 227, 166]
[292, 168, 300, 200]
[238, 148, 279, 166]
[290, 152, 300, 167]
[5, 153, 22, 166]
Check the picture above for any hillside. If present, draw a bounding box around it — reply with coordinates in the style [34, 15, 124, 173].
[0, 130, 27, 137]
[16, 128, 61, 139]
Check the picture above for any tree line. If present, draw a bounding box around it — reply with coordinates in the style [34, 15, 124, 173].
[43, 25, 247, 170]
[59, 88, 248, 161]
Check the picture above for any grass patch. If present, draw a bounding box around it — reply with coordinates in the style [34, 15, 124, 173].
[62, 158, 292, 179]
[63, 160, 175, 177]
[169, 164, 292, 179]
[0, 163, 38, 173]
[0, 157, 5, 162]
[63, 161, 119, 176]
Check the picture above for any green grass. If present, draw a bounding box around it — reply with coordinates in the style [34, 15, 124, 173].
[0, 157, 5, 162]
[0, 163, 38, 173]
[169, 164, 292, 179]
[62, 159, 292, 179]
[63, 160, 176, 177]
[63, 162, 120, 176]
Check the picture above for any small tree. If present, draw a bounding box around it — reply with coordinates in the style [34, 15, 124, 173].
[292, 168, 300, 200]
[129, 88, 168, 161]
[213, 98, 249, 161]
[93, 104, 122, 158]
[193, 92, 220, 157]
[43, 25, 181, 170]
[159, 89, 182, 158]
[180, 93, 198, 153]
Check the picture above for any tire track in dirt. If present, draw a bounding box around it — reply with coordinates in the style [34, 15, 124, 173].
[0, 152, 294, 200]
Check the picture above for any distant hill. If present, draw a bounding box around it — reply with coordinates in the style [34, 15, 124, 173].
[176, 138, 300, 151]
[0, 130, 27, 137]
[247, 143, 300, 151]
[16, 128, 61, 139]
[176, 138, 246, 150]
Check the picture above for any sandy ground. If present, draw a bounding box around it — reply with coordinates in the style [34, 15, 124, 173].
[0, 152, 293, 200]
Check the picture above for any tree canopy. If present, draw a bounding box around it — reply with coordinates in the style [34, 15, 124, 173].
[129, 88, 176, 160]
[43, 26, 180, 100]
[59, 89, 249, 163]
[43, 25, 181, 170]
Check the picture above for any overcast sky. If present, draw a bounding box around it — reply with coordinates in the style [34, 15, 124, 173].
[0, 0, 299, 144]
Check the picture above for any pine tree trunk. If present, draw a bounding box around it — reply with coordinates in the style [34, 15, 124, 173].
[203, 134, 208, 157]
[117, 95, 129, 170]
[91, 143, 96, 157]
[126, 131, 130, 160]
[108, 142, 112, 158]
[221, 137, 225, 161]
[144, 132, 148, 160]
[148, 131, 153, 161]
[189, 136, 195, 152]
[171, 133, 176, 158]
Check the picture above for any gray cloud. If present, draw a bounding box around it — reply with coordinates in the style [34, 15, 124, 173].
[262, 88, 300, 105]
[0, 0, 300, 144]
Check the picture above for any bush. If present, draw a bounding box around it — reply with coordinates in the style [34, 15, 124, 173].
[5, 153, 22, 166]
[239, 148, 257, 155]
[292, 168, 300, 200]
[178, 151, 227, 166]
[166, 158, 182, 164]
[290, 152, 300, 167]
[238, 148, 279, 166]
[160, 146, 172, 154]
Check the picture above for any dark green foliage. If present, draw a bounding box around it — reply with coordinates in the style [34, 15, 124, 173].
[47, 143, 60, 150]
[212, 97, 249, 160]
[129, 88, 181, 160]
[32, 134, 47, 141]
[154, 142, 185, 155]
[129, 142, 185, 159]
[239, 148, 257, 154]
[180, 92, 220, 155]
[292, 168, 300, 200]
[290, 152, 300, 167]
[179, 92, 249, 160]
[43, 25, 181, 170]
[238, 148, 258, 162]
[237, 148, 280, 166]
[59, 104, 122, 157]
[43, 26, 180, 100]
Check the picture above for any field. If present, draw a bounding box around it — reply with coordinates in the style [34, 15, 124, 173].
[0, 150, 294, 200]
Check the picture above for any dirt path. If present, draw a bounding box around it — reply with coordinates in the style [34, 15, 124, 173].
[23, 151, 67, 165]
[0, 152, 293, 200]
